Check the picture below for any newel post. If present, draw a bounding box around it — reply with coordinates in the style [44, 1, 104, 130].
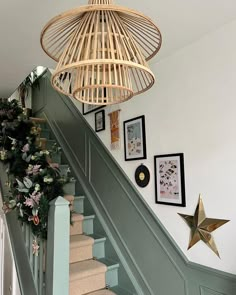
[46, 196, 70, 295]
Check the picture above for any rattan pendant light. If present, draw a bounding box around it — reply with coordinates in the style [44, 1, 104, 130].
[41, 0, 161, 105]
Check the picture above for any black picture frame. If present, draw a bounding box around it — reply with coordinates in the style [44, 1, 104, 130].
[95, 110, 105, 132]
[154, 153, 186, 207]
[123, 115, 147, 161]
[82, 103, 104, 115]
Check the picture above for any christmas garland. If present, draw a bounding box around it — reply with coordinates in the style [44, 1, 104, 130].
[0, 99, 66, 241]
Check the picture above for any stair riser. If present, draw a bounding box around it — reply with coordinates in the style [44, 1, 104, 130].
[106, 268, 118, 288]
[35, 122, 48, 130]
[73, 197, 84, 214]
[70, 245, 93, 263]
[70, 273, 106, 295]
[63, 181, 76, 195]
[50, 152, 62, 164]
[59, 164, 70, 177]
[93, 240, 105, 259]
[40, 129, 51, 139]
[83, 218, 94, 235]
[70, 221, 83, 235]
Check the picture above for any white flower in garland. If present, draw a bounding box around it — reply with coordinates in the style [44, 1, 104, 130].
[35, 184, 41, 192]
[27, 164, 33, 171]
[40, 150, 50, 156]
[43, 176, 53, 184]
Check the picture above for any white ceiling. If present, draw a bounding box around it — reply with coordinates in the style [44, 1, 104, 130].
[1, 0, 236, 98]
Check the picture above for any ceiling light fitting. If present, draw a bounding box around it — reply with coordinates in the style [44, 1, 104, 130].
[41, 0, 161, 105]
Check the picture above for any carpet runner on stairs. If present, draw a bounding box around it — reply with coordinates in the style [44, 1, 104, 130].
[70, 213, 84, 236]
[66, 195, 109, 294]
[70, 260, 107, 295]
[70, 234, 94, 263]
[31, 117, 119, 295]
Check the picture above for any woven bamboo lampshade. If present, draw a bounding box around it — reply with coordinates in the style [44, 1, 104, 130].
[41, 0, 161, 105]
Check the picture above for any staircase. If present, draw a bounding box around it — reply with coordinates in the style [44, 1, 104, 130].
[67, 195, 115, 295]
[33, 117, 133, 295]
[29, 70, 236, 295]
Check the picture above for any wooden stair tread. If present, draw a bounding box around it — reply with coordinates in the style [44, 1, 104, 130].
[87, 290, 116, 295]
[70, 260, 107, 281]
[70, 234, 94, 249]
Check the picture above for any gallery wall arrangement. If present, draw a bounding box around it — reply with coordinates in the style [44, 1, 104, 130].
[81, 105, 231, 263]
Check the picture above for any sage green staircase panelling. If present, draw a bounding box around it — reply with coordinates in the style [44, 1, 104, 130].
[200, 286, 227, 295]
[32, 70, 236, 295]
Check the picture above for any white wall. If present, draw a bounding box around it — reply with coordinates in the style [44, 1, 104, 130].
[71, 19, 236, 274]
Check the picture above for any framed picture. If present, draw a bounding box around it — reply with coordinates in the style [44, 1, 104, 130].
[82, 103, 104, 115]
[95, 110, 105, 132]
[123, 115, 147, 161]
[154, 153, 186, 206]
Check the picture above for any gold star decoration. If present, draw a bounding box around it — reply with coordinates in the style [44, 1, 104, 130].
[178, 194, 229, 258]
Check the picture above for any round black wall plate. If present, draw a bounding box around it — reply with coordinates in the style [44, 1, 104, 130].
[135, 164, 150, 188]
